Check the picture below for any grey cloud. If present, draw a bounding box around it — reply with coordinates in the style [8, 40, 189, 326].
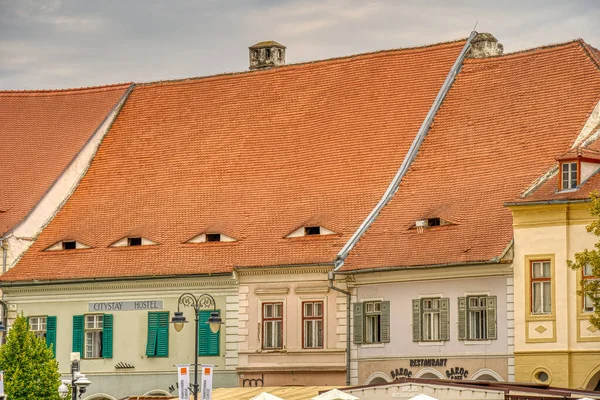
[0, 0, 598, 90]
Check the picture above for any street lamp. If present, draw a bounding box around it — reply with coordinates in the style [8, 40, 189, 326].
[171, 293, 222, 400]
[58, 352, 91, 399]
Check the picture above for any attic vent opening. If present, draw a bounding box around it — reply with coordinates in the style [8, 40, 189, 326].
[206, 234, 221, 242]
[304, 226, 321, 236]
[62, 241, 77, 250]
[128, 237, 142, 246]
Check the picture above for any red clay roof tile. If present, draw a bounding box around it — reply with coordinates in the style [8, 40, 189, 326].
[341, 40, 600, 271]
[0, 83, 131, 236]
[1, 41, 468, 282]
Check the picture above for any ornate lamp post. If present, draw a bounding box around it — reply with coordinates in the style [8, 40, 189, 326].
[171, 293, 222, 400]
[58, 352, 91, 399]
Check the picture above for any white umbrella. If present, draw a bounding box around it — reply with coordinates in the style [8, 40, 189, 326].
[311, 388, 360, 400]
[249, 392, 285, 400]
[410, 394, 438, 400]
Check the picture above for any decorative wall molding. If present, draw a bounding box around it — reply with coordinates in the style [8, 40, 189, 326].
[254, 287, 289, 295]
[294, 285, 330, 294]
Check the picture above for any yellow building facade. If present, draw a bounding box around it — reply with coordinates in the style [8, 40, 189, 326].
[509, 201, 600, 390]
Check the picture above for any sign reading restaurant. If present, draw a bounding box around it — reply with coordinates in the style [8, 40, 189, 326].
[89, 300, 164, 312]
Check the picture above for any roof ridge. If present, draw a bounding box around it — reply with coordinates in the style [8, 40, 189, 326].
[466, 39, 584, 63]
[578, 40, 600, 71]
[0, 82, 133, 96]
[137, 38, 468, 88]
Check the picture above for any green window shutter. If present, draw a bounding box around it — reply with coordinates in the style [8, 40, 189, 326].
[146, 312, 159, 357]
[412, 299, 421, 342]
[46, 316, 57, 358]
[352, 302, 364, 344]
[198, 310, 219, 356]
[486, 296, 497, 340]
[380, 301, 390, 343]
[72, 315, 84, 355]
[440, 298, 450, 341]
[156, 312, 169, 357]
[458, 297, 467, 340]
[102, 314, 113, 359]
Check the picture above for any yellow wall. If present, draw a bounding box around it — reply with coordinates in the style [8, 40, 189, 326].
[510, 202, 600, 389]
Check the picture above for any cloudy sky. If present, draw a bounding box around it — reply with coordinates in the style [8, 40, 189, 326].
[1, 0, 599, 90]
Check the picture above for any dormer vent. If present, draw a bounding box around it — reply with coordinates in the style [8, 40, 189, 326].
[467, 33, 503, 58]
[45, 240, 90, 251]
[249, 41, 286, 70]
[187, 233, 237, 243]
[110, 236, 158, 247]
[414, 218, 452, 233]
[286, 225, 337, 238]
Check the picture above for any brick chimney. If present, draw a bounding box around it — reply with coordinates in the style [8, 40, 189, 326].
[468, 33, 503, 58]
[249, 41, 286, 70]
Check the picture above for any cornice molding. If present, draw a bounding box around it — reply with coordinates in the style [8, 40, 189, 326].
[237, 267, 332, 276]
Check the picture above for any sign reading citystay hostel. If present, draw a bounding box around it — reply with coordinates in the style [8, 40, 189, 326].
[200, 364, 214, 400]
[177, 364, 190, 400]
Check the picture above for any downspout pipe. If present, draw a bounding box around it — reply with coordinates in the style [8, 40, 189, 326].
[328, 271, 351, 386]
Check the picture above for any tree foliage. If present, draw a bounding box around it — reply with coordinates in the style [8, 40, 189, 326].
[0, 313, 61, 399]
[568, 191, 600, 329]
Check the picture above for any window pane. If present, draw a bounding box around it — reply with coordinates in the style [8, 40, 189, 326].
[532, 262, 541, 278]
[533, 282, 541, 313]
[317, 320, 323, 347]
[374, 302, 381, 312]
[274, 303, 282, 318]
[365, 302, 373, 313]
[432, 313, 440, 340]
[304, 303, 313, 317]
[264, 321, 273, 347]
[264, 304, 272, 318]
[274, 321, 282, 348]
[585, 294, 595, 312]
[584, 264, 594, 276]
[543, 262, 551, 277]
[304, 320, 313, 347]
[543, 281, 551, 313]
[314, 302, 323, 317]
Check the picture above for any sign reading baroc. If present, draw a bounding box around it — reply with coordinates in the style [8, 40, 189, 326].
[88, 300, 163, 312]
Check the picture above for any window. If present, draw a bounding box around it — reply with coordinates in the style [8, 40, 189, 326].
[265, 48, 271, 58]
[62, 241, 77, 250]
[412, 298, 449, 342]
[365, 301, 382, 343]
[531, 260, 552, 314]
[206, 234, 221, 242]
[468, 297, 487, 340]
[198, 310, 220, 356]
[353, 301, 390, 344]
[583, 264, 597, 312]
[262, 303, 283, 349]
[458, 296, 497, 340]
[427, 218, 441, 227]
[303, 301, 323, 348]
[146, 312, 169, 357]
[29, 316, 47, 340]
[422, 299, 441, 341]
[128, 237, 142, 246]
[304, 226, 321, 236]
[73, 314, 113, 359]
[86, 315, 104, 358]
[561, 162, 578, 190]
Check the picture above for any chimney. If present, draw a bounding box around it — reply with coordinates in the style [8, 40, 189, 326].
[249, 41, 286, 70]
[468, 33, 503, 58]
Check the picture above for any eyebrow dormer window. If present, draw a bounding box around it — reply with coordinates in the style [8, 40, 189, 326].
[127, 237, 142, 246]
[206, 234, 221, 242]
[304, 226, 321, 236]
[62, 241, 77, 250]
[427, 218, 441, 227]
[561, 162, 578, 190]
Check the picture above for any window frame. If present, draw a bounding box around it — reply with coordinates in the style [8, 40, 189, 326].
[421, 298, 441, 342]
[466, 296, 488, 340]
[531, 260, 552, 315]
[583, 264, 597, 313]
[302, 301, 324, 349]
[84, 314, 104, 359]
[364, 301, 382, 344]
[262, 302, 284, 350]
[560, 161, 579, 190]
[29, 315, 47, 340]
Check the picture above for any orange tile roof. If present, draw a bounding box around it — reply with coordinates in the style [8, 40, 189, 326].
[0, 83, 132, 236]
[341, 40, 600, 271]
[0, 40, 468, 282]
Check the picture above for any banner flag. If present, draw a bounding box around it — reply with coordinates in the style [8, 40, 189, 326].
[200, 364, 214, 400]
[177, 364, 190, 400]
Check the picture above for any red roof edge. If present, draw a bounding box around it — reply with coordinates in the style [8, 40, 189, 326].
[0, 82, 134, 97]
[579, 40, 600, 71]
